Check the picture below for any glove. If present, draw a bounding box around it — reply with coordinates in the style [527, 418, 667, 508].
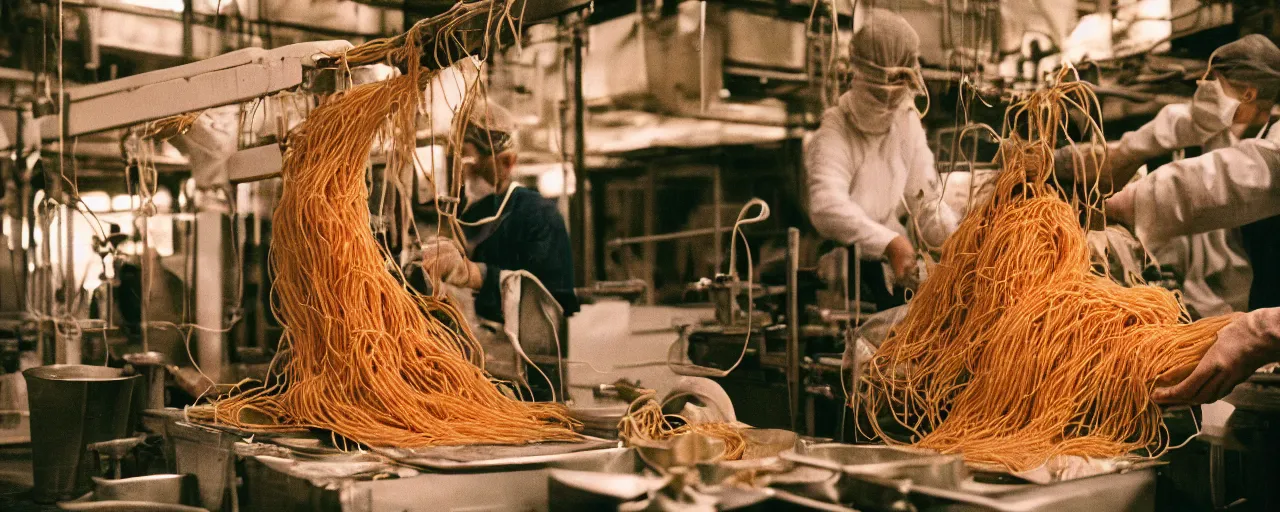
[421, 238, 483, 289]
[1153, 309, 1280, 405]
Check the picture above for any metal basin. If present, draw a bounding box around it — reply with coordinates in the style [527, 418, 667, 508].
[783, 443, 967, 490]
[56, 473, 203, 512]
[24, 365, 140, 503]
[739, 428, 798, 460]
[90, 474, 200, 505]
[548, 469, 668, 511]
[633, 433, 727, 470]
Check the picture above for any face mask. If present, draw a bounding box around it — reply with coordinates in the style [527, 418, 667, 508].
[842, 83, 915, 134]
[463, 173, 496, 206]
[1191, 79, 1241, 136]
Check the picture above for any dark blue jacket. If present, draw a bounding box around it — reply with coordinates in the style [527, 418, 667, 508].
[462, 187, 580, 322]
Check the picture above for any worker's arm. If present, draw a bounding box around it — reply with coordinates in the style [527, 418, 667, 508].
[1118, 103, 1227, 162]
[903, 119, 959, 249]
[1055, 104, 1220, 190]
[804, 117, 901, 260]
[1153, 308, 1280, 405]
[1106, 135, 1280, 247]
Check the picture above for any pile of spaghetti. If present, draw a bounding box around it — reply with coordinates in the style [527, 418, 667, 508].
[619, 397, 748, 461]
[187, 2, 579, 447]
[858, 71, 1238, 472]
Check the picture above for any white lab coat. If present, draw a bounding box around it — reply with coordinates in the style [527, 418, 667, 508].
[1123, 126, 1280, 253]
[804, 95, 957, 260]
[1115, 104, 1259, 316]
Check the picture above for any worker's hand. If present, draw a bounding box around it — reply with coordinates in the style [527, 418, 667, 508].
[1153, 314, 1278, 406]
[421, 238, 483, 289]
[884, 236, 918, 286]
[1053, 143, 1109, 185]
[1102, 187, 1136, 229]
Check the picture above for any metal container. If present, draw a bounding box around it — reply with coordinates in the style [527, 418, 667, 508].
[783, 444, 967, 490]
[24, 364, 140, 503]
[123, 352, 167, 411]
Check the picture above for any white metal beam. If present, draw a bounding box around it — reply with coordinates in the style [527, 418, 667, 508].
[226, 144, 284, 184]
[39, 40, 351, 139]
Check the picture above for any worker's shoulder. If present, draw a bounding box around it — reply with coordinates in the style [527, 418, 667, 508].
[816, 106, 850, 131]
[510, 186, 563, 218]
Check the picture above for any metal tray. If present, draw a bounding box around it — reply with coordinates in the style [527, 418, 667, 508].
[781, 443, 1159, 512]
[782, 443, 968, 489]
[372, 437, 623, 471]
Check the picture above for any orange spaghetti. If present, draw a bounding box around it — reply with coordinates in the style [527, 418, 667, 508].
[187, 3, 579, 447]
[619, 398, 748, 461]
[858, 69, 1238, 472]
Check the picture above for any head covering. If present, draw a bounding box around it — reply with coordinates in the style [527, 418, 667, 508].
[460, 98, 517, 155]
[843, 9, 926, 134]
[850, 9, 921, 86]
[1209, 34, 1280, 102]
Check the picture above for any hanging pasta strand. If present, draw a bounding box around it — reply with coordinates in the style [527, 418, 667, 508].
[857, 67, 1239, 472]
[186, 2, 580, 447]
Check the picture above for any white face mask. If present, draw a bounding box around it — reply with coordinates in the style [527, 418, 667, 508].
[1191, 79, 1242, 136]
[842, 83, 913, 134]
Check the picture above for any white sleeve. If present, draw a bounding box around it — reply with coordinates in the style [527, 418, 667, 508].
[1124, 135, 1280, 248]
[805, 116, 900, 260]
[903, 121, 958, 249]
[1118, 104, 1221, 161]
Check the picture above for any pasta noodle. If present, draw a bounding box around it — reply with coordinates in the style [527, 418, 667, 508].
[186, 3, 579, 447]
[857, 69, 1238, 472]
[619, 398, 748, 461]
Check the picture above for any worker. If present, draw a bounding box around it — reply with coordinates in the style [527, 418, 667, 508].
[417, 100, 580, 322]
[805, 8, 957, 310]
[1058, 35, 1280, 315]
[1087, 42, 1280, 404]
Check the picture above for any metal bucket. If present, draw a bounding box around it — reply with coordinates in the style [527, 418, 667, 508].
[23, 365, 140, 503]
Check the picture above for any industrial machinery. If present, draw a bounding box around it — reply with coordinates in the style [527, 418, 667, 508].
[677, 229, 870, 441]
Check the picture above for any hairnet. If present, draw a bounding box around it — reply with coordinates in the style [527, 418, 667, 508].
[461, 98, 517, 155]
[850, 9, 921, 86]
[1209, 34, 1280, 101]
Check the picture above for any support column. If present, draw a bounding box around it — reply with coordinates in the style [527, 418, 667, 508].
[195, 208, 223, 382]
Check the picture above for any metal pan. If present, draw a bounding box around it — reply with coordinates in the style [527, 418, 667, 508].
[782, 443, 968, 490]
[373, 438, 625, 472]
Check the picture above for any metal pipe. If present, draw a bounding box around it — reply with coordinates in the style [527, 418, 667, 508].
[853, 245, 861, 324]
[605, 225, 737, 248]
[643, 167, 656, 305]
[15, 105, 29, 313]
[181, 0, 194, 60]
[195, 209, 223, 382]
[712, 165, 722, 273]
[698, 0, 708, 113]
[571, 20, 589, 286]
[62, 201, 76, 364]
[785, 227, 800, 433]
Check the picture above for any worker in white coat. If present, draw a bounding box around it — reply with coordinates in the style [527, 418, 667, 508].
[1105, 118, 1280, 405]
[805, 9, 958, 310]
[1059, 35, 1280, 316]
[1086, 40, 1280, 405]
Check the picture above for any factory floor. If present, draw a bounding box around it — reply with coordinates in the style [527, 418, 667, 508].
[0, 444, 56, 512]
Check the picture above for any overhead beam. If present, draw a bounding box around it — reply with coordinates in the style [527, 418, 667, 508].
[38, 41, 352, 140]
